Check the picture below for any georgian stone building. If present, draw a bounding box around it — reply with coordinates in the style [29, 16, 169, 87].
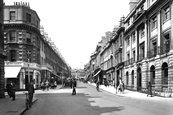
[123, 0, 173, 95]
[87, 0, 173, 96]
[3, 2, 71, 90]
[4, 2, 42, 90]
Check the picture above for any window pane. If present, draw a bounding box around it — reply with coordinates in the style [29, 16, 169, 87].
[10, 11, 15, 20]
[26, 13, 31, 22]
[9, 31, 15, 42]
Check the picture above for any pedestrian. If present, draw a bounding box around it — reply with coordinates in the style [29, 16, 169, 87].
[10, 82, 16, 101]
[72, 79, 77, 95]
[118, 79, 123, 93]
[147, 81, 152, 97]
[45, 80, 49, 91]
[96, 80, 100, 91]
[122, 81, 125, 93]
[27, 80, 35, 107]
[6, 82, 12, 98]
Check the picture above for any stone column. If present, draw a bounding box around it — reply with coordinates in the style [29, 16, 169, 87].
[168, 57, 173, 93]
[171, 0, 173, 53]
[155, 61, 162, 91]
[134, 65, 137, 90]
[142, 61, 148, 88]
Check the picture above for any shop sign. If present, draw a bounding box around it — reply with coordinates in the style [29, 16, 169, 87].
[5, 61, 23, 66]
[23, 62, 41, 69]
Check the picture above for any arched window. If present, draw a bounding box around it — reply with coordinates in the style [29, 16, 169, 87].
[126, 72, 129, 86]
[131, 70, 134, 87]
[150, 65, 155, 86]
[162, 62, 168, 87]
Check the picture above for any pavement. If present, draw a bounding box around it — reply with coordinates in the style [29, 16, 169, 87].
[88, 82, 173, 101]
[0, 85, 62, 115]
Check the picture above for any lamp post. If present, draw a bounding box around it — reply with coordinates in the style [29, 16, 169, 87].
[27, 51, 31, 85]
[61, 72, 63, 87]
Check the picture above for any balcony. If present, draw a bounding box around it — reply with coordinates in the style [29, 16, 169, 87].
[147, 48, 157, 58]
[158, 45, 170, 55]
[130, 58, 135, 64]
[124, 59, 130, 66]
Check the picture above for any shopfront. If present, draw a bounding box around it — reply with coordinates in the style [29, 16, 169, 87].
[5, 61, 41, 90]
[41, 66, 59, 85]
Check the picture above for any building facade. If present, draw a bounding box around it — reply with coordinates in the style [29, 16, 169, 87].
[0, 0, 5, 98]
[3, 2, 71, 90]
[124, 0, 173, 96]
[86, 0, 173, 97]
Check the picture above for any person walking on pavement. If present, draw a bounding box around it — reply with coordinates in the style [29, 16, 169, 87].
[27, 80, 35, 107]
[96, 80, 100, 91]
[118, 79, 123, 93]
[72, 79, 77, 95]
[147, 81, 153, 97]
[45, 80, 49, 91]
[6, 82, 12, 98]
[10, 82, 16, 101]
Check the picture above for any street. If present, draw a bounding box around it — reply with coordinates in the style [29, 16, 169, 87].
[23, 82, 173, 115]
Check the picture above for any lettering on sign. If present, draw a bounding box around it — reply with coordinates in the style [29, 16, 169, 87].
[5, 61, 23, 66]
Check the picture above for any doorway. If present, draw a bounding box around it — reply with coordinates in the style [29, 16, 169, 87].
[137, 67, 142, 91]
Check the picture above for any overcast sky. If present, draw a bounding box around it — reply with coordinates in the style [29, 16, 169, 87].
[5, 0, 130, 69]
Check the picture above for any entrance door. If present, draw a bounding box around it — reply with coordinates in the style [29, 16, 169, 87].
[137, 67, 142, 91]
[116, 70, 119, 87]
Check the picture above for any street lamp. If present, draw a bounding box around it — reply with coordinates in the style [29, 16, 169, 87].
[27, 51, 31, 85]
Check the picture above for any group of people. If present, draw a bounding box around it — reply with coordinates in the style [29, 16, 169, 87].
[40, 80, 57, 91]
[6, 80, 35, 107]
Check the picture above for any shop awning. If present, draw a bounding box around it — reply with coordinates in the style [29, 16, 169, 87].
[5, 66, 21, 78]
[93, 70, 101, 77]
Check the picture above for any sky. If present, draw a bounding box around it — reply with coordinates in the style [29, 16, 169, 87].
[4, 0, 130, 69]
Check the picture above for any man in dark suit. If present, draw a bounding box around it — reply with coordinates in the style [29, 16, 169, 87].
[72, 79, 77, 95]
[10, 82, 16, 101]
[27, 80, 35, 107]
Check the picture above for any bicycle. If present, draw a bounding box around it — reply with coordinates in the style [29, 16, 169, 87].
[24, 91, 29, 109]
